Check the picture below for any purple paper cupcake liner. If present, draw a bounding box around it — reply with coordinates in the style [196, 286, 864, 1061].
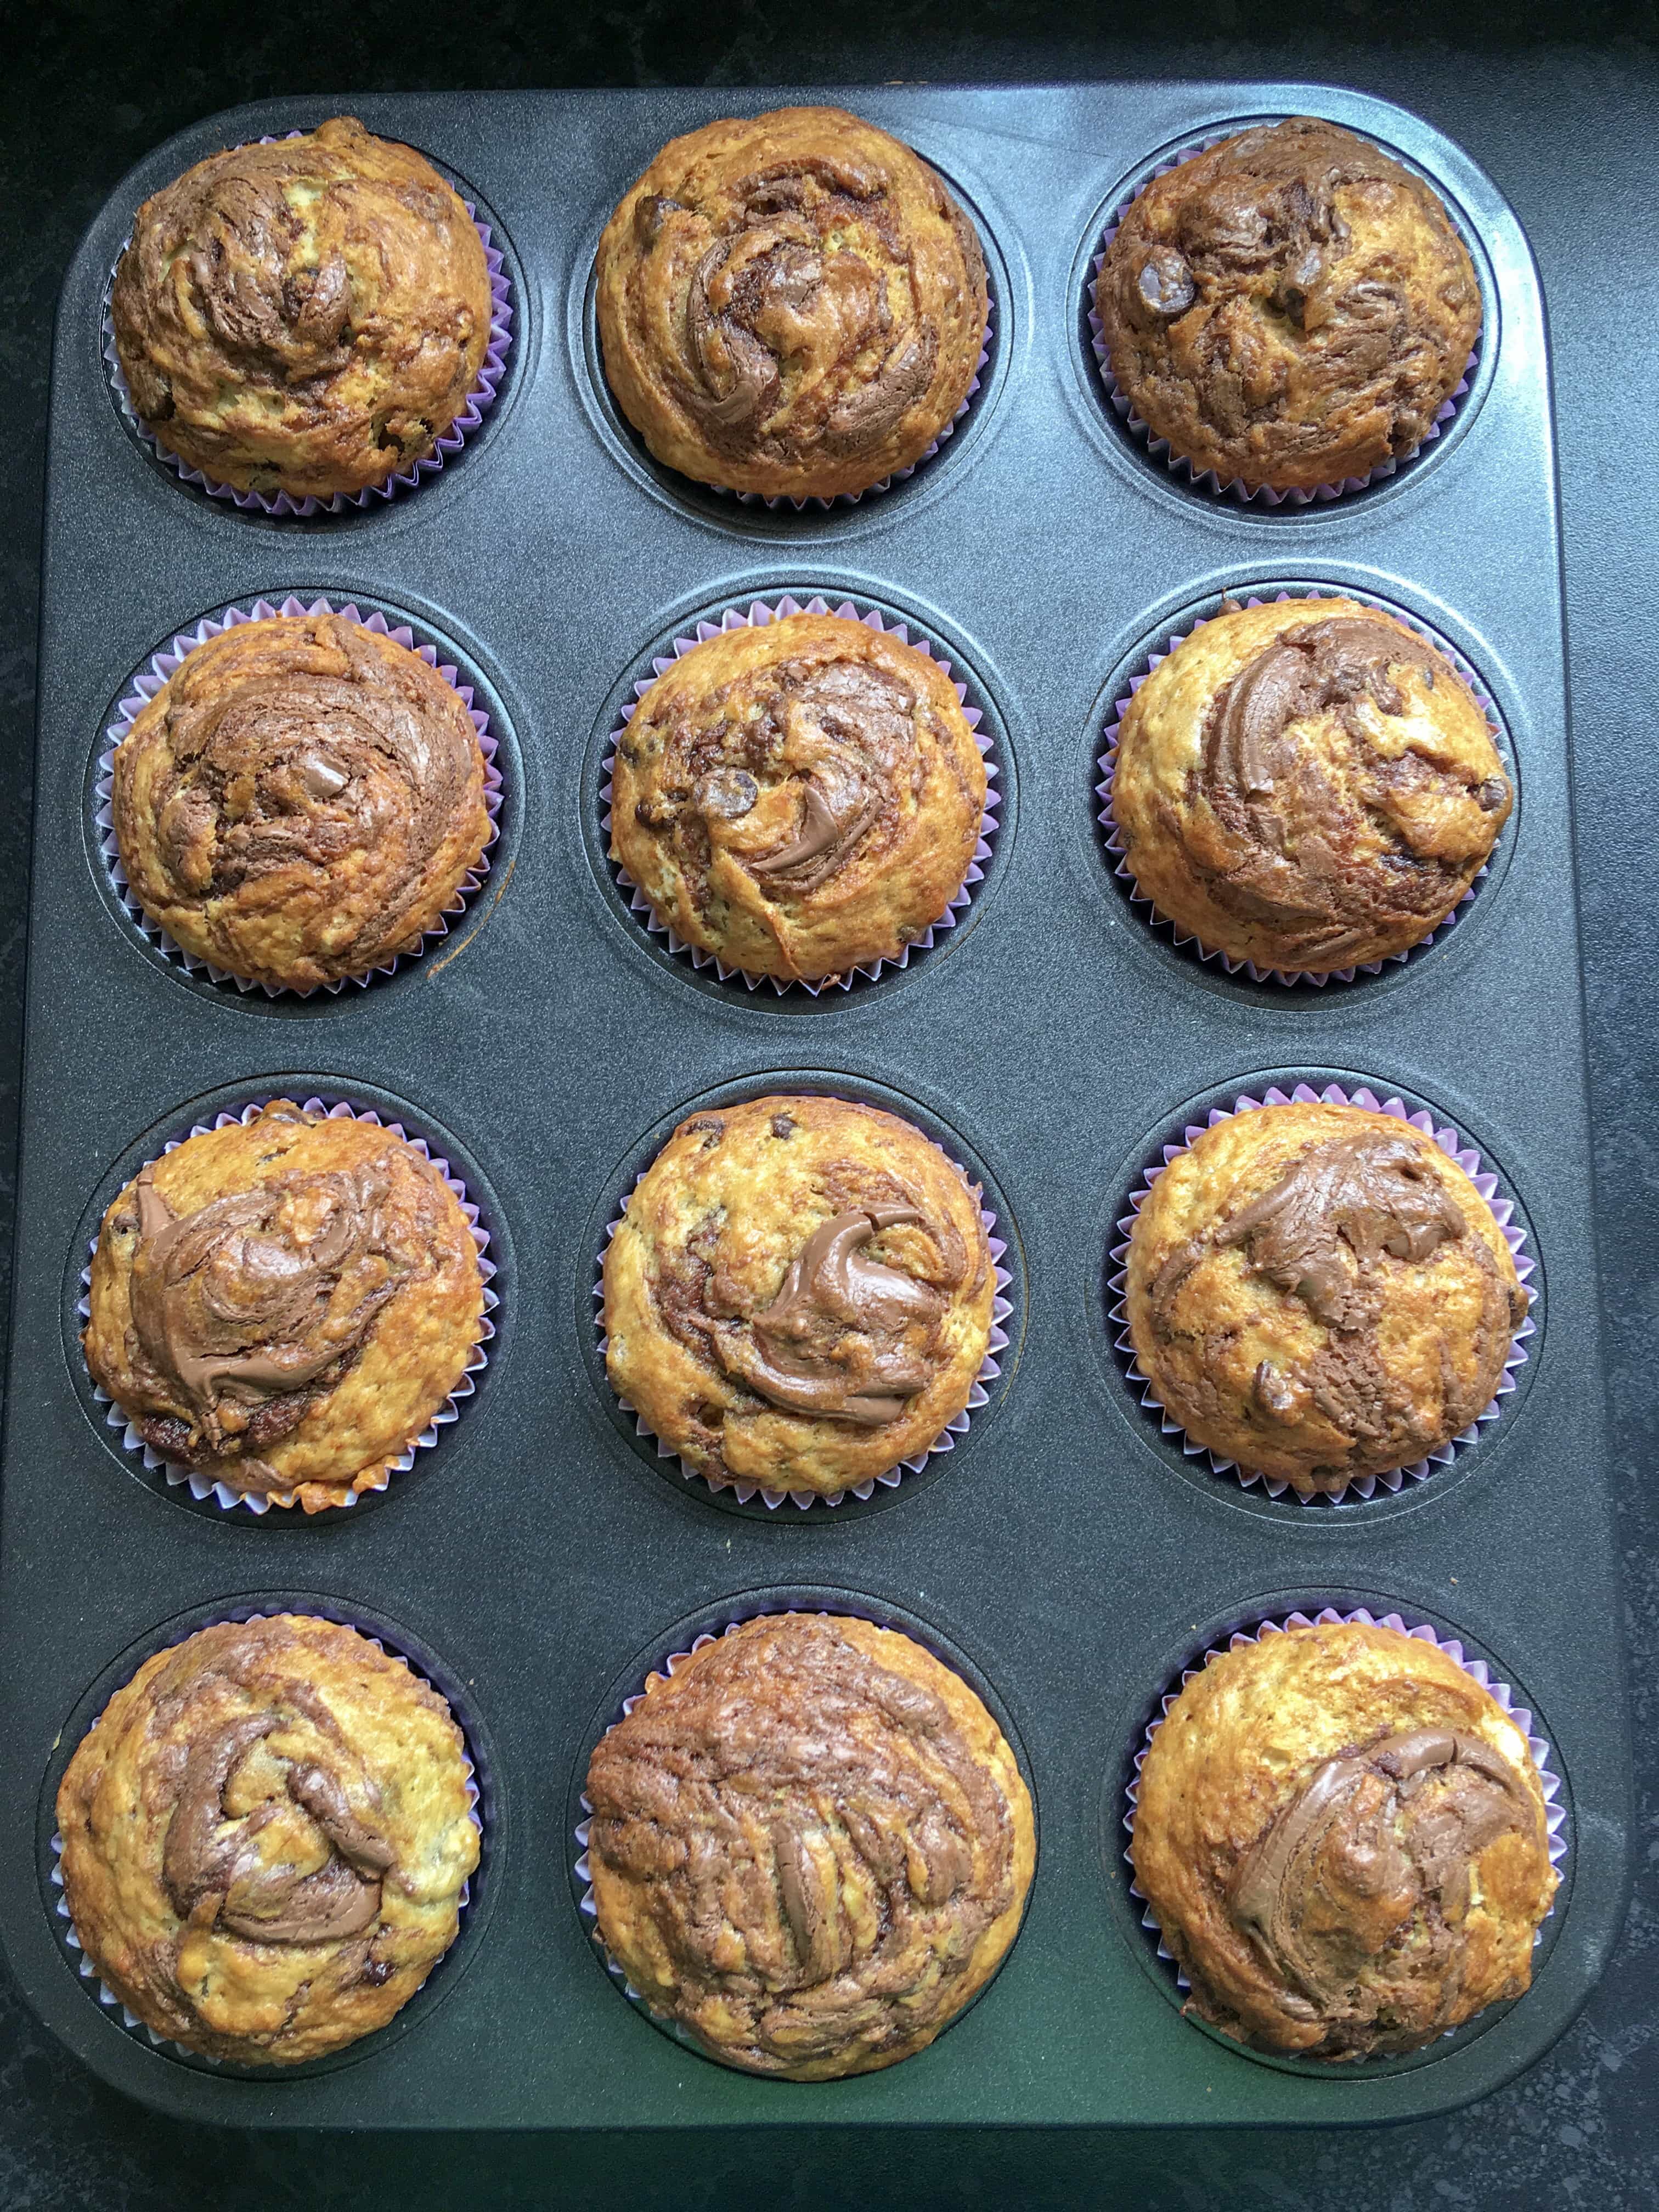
[1124, 1605, 1569, 2052]
[80, 1097, 497, 1515]
[103, 134, 514, 518]
[49, 1608, 485, 2068]
[603, 595, 999, 996]
[97, 597, 504, 998]
[707, 291, 994, 512]
[1086, 129, 1480, 507]
[596, 1138, 1013, 1510]
[1108, 1083, 1536, 1505]
[1096, 589, 1509, 986]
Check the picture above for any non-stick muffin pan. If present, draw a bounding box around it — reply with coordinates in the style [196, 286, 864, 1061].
[1, 82, 1628, 2130]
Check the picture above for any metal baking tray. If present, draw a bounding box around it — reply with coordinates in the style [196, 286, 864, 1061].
[1, 81, 1630, 2129]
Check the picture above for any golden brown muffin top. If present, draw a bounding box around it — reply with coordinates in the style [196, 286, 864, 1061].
[1131, 1619, 1557, 2059]
[1096, 119, 1480, 493]
[602, 1094, 995, 1497]
[595, 106, 988, 498]
[56, 1614, 480, 2066]
[586, 1612, 1034, 2078]
[1124, 1102, 1527, 1493]
[111, 613, 492, 992]
[112, 116, 493, 499]
[611, 613, 987, 982]
[1110, 597, 1510, 973]
[83, 1101, 484, 1510]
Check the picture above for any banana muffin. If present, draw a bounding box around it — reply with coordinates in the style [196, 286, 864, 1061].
[57, 1614, 479, 2066]
[603, 1094, 995, 1496]
[112, 117, 494, 500]
[1095, 119, 1481, 494]
[1110, 597, 1510, 974]
[611, 612, 987, 984]
[1124, 1100, 1527, 1494]
[1131, 1616, 1558, 2059]
[83, 1101, 486, 1512]
[111, 612, 493, 992]
[585, 1611, 1034, 2077]
[595, 106, 988, 499]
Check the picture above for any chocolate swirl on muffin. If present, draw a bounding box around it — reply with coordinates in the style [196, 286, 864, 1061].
[1110, 598, 1510, 974]
[585, 1613, 1035, 2078]
[1130, 1618, 1558, 2058]
[56, 1615, 479, 2064]
[1125, 1101, 1528, 1493]
[111, 613, 492, 992]
[596, 108, 988, 499]
[611, 613, 986, 984]
[84, 1101, 486, 1510]
[602, 1095, 995, 1496]
[1096, 119, 1481, 494]
[111, 117, 493, 500]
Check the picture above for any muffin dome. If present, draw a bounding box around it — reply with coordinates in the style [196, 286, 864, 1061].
[1124, 1101, 1527, 1493]
[1095, 119, 1480, 494]
[1110, 597, 1510, 974]
[610, 612, 987, 984]
[57, 1614, 479, 2066]
[111, 117, 494, 500]
[585, 1612, 1034, 2077]
[595, 106, 987, 499]
[111, 612, 493, 992]
[602, 1094, 995, 1497]
[1131, 1617, 1558, 2059]
[83, 1101, 486, 1511]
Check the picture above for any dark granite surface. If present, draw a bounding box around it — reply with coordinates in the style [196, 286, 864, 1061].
[1, 3, 1655, 2204]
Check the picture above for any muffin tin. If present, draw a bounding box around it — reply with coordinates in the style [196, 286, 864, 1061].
[1, 82, 1628, 2128]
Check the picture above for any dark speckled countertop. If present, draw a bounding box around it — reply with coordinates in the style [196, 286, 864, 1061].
[1, 4, 1655, 2205]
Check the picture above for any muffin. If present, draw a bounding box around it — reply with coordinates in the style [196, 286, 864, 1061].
[57, 1614, 479, 2066]
[1095, 119, 1481, 494]
[1131, 1617, 1558, 2059]
[1110, 598, 1510, 974]
[1124, 1101, 1527, 1494]
[611, 612, 987, 984]
[110, 613, 493, 992]
[83, 1100, 486, 1511]
[585, 1612, 1034, 2078]
[603, 1094, 995, 1496]
[595, 106, 988, 499]
[111, 116, 494, 500]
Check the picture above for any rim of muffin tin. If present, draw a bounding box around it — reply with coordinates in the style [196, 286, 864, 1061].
[566, 1583, 1037, 2078]
[101, 136, 518, 518]
[38, 1592, 499, 2079]
[64, 1085, 504, 1520]
[91, 595, 510, 1001]
[1099, 1075, 1540, 1514]
[1075, 114, 1499, 514]
[1092, 582, 1517, 991]
[598, 592, 1003, 1000]
[579, 1072, 1024, 1517]
[573, 156, 1011, 534]
[1105, 1595, 1570, 2078]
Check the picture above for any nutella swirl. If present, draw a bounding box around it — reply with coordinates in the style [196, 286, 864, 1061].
[111, 614, 490, 991]
[597, 109, 987, 497]
[1229, 1726, 1542, 2039]
[1189, 615, 1506, 967]
[586, 1614, 1028, 2076]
